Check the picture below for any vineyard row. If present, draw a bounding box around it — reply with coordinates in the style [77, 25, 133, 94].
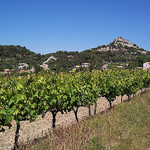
[0, 69, 150, 149]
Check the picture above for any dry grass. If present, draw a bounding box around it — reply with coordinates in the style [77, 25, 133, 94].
[19, 92, 150, 150]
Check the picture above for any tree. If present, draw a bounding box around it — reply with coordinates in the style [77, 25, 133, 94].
[34, 65, 42, 74]
[136, 56, 145, 67]
[128, 61, 138, 69]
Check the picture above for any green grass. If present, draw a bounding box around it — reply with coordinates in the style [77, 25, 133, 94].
[20, 92, 150, 150]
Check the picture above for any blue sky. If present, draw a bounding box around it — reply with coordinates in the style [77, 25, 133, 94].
[0, 0, 150, 54]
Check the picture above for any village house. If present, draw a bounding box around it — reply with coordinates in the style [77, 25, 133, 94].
[68, 55, 73, 58]
[4, 69, 10, 73]
[40, 64, 49, 69]
[81, 63, 90, 68]
[117, 66, 124, 69]
[74, 65, 80, 69]
[143, 62, 150, 70]
[102, 64, 108, 70]
[18, 63, 29, 69]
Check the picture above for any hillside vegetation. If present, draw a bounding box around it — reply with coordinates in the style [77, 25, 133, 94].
[0, 37, 150, 72]
[0, 45, 47, 71]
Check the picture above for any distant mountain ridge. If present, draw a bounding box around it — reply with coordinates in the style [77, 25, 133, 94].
[0, 37, 149, 71]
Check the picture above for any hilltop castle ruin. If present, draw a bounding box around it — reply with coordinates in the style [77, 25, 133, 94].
[113, 37, 140, 49]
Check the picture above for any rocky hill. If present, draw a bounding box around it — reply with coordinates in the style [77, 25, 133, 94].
[0, 37, 149, 72]
[91, 37, 146, 54]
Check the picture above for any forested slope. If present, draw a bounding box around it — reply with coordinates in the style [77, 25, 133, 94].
[0, 38, 150, 71]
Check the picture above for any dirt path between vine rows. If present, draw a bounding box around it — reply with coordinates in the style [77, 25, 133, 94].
[0, 90, 142, 150]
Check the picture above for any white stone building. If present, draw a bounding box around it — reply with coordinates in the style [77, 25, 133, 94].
[114, 37, 139, 48]
[81, 63, 90, 67]
[40, 64, 49, 69]
[143, 62, 150, 70]
[18, 63, 29, 69]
